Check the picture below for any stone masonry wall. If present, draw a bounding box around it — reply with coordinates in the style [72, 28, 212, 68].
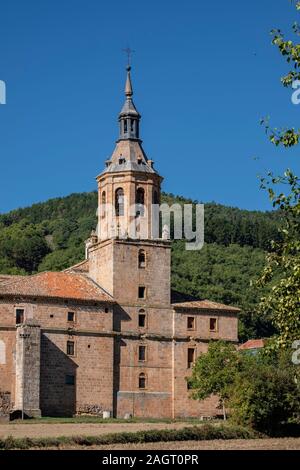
[15, 321, 41, 417]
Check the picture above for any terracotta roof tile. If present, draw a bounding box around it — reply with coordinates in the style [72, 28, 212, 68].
[0, 271, 114, 303]
[238, 339, 265, 350]
[171, 290, 240, 313]
[0, 275, 25, 284]
[64, 259, 90, 273]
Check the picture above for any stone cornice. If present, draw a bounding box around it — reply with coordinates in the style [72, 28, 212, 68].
[40, 327, 238, 344]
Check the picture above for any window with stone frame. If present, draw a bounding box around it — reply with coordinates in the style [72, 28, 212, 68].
[138, 309, 146, 328]
[136, 188, 145, 217]
[139, 373, 146, 389]
[138, 345, 146, 362]
[101, 191, 106, 217]
[15, 308, 24, 325]
[209, 318, 217, 332]
[187, 316, 195, 330]
[67, 340, 75, 356]
[138, 286, 146, 299]
[153, 190, 159, 205]
[187, 347, 195, 369]
[67, 311, 75, 323]
[115, 187, 124, 216]
[138, 249, 146, 268]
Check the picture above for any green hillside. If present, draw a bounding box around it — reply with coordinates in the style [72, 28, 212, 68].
[0, 192, 282, 341]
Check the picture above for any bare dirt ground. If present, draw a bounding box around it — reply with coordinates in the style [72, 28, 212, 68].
[0, 421, 200, 439]
[1, 422, 299, 450]
[57, 438, 300, 450]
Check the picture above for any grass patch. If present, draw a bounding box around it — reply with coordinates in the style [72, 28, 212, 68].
[0, 424, 258, 450]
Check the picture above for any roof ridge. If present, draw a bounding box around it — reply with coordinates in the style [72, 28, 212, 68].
[81, 274, 114, 301]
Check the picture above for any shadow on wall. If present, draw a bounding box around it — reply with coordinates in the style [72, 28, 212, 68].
[113, 305, 131, 417]
[40, 335, 78, 417]
[0, 391, 11, 420]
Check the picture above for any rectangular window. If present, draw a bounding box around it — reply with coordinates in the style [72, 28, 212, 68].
[187, 316, 195, 330]
[210, 318, 217, 332]
[138, 345, 146, 362]
[138, 286, 146, 299]
[65, 375, 75, 385]
[138, 313, 146, 328]
[67, 341, 75, 356]
[187, 348, 195, 369]
[15, 309, 24, 325]
[68, 311, 75, 322]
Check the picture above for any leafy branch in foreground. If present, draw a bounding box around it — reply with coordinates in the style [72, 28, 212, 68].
[260, 2, 300, 147]
[258, 169, 300, 348]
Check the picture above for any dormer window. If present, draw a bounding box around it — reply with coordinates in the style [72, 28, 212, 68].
[137, 156, 142, 165]
[119, 157, 126, 165]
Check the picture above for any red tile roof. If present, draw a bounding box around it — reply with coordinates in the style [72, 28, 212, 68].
[238, 339, 265, 350]
[64, 259, 90, 274]
[0, 271, 114, 303]
[171, 290, 240, 312]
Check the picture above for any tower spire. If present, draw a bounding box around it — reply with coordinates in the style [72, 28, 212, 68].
[125, 65, 133, 97]
[118, 64, 141, 141]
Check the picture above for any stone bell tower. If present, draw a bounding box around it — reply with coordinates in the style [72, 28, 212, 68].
[88, 65, 171, 307]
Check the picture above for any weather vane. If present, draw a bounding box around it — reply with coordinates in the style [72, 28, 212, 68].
[123, 47, 135, 67]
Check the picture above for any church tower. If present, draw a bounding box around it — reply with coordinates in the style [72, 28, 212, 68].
[88, 66, 173, 417]
[88, 66, 171, 307]
[96, 65, 162, 242]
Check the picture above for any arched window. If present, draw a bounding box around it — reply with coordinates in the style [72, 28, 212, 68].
[138, 309, 146, 328]
[101, 191, 106, 218]
[115, 188, 124, 216]
[136, 188, 145, 217]
[139, 373, 146, 389]
[153, 190, 159, 205]
[138, 249, 146, 268]
[0, 340, 6, 365]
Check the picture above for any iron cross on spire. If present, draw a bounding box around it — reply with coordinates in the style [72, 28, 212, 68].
[123, 47, 135, 67]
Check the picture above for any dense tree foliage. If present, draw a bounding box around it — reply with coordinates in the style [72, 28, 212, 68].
[0, 191, 284, 340]
[188, 341, 241, 420]
[258, 170, 300, 348]
[189, 341, 300, 433]
[228, 350, 300, 433]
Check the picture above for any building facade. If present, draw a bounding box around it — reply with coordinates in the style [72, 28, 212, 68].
[0, 67, 239, 419]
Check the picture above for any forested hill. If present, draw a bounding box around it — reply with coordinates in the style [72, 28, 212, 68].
[0, 192, 282, 340]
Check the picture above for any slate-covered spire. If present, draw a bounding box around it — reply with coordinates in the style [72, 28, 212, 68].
[125, 65, 133, 97]
[118, 65, 141, 141]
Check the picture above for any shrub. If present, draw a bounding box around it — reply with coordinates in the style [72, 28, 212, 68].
[228, 358, 300, 433]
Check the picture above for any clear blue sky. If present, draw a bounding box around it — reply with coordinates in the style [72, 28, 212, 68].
[0, 0, 299, 213]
